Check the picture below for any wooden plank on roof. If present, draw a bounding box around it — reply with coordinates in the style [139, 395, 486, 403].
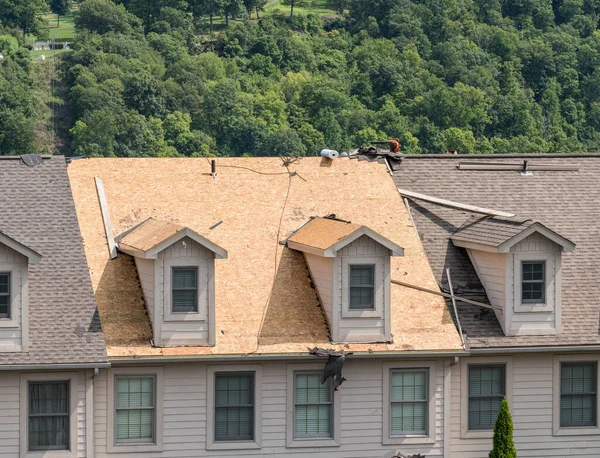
[95, 177, 117, 259]
[398, 189, 516, 218]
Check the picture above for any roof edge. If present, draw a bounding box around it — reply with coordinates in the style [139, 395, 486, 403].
[497, 222, 576, 253]
[0, 232, 42, 264]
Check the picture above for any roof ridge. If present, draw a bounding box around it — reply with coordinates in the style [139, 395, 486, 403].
[401, 154, 600, 159]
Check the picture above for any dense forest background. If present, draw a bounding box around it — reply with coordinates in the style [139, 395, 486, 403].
[2, 0, 600, 156]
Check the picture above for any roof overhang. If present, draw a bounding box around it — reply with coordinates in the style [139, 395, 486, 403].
[118, 228, 228, 259]
[288, 226, 404, 257]
[0, 232, 42, 264]
[452, 222, 575, 253]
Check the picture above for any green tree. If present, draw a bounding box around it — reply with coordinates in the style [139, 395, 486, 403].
[0, 0, 48, 34]
[49, 0, 72, 26]
[76, 0, 142, 35]
[281, 0, 307, 17]
[489, 398, 517, 458]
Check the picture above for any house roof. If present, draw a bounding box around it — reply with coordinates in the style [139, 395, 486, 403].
[117, 217, 227, 259]
[68, 157, 462, 358]
[0, 156, 107, 366]
[0, 229, 42, 264]
[392, 154, 600, 349]
[450, 216, 576, 253]
[286, 216, 404, 257]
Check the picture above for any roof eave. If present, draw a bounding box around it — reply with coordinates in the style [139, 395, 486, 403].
[325, 226, 404, 257]
[0, 232, 42, 264]
[450, 238, 500, 253]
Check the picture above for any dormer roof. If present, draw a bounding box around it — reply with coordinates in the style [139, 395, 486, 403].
[0, 229, 42, 264]
[117, 217, 227, 259]
[451, 216, 576, 253]
[286, 216, 404, 257]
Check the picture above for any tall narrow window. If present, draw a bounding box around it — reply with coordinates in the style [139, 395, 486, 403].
[468, 365, 505, 430]
[561, 363, 597, 427]
[294, 373, 332, 438]
[522, 261, 545, 303]
[29, 381, 69, 451]
[0, 273, 9, 318]
[349, 265, 375, 310]
[172, 267, 198, 313]
[115, 377, 155, 442]
[390, 370, 428, 435]
[215, 373, 254, 441]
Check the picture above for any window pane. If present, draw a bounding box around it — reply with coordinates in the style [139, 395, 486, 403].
[172, 268, 198, 313]
[391, 370, 427, 402]
[28, 382, 69, 450]
[116, 409, 154, 440]
[172, 290, 197, 312]
[468, 366, 505, 430]
[0, 274, 8, 294]
[391, 402, 426, 434]
[294, 373, 332, 438]
[215, 373, 254, 441]
[350, 266, 373, 286]
[561, 363, 597, 427]
[115, 377, 155, 442]
[172, 268, 197, 288]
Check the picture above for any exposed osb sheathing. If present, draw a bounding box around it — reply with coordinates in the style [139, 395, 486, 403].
[119, 218, 185, 252]
[68, 157, 462, 357]
[287, 217, 362, 250]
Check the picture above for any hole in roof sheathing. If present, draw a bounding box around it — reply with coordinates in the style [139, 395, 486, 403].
[21, 155, 42, 167]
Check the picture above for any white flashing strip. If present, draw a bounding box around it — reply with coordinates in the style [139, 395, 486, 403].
[94, 177, 117, 259]
[398, 189, 515, 218]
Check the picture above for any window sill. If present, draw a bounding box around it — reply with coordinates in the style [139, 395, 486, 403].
[553, 426, 600, 437]
[515, 302, 553, 313]
[207, 440, 261, 451]
[107, 442, 163, 454]
[287, 437, 340, 448]
[0, 318, 19, 328]
[383, 435, 435, 445]
[341, 309, 383, 319]
[22, 450, 75, 458]
[460, 429, 493, 439]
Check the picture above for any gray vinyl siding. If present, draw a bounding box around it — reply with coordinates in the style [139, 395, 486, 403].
[304, 254, 334, 326]
[0, 244, 26, 351]
[0, 370, 89, 458]
[93, 358, 448, 457]
[135, 257, 155, 326]
[451, 353, 600, 458]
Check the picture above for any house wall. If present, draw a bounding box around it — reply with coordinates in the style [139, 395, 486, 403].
[506, 234, 561, 336]
[0, 369, 90, 458]
[93, 357, 450, 458]
[135, 258, 155, 326]
[467, 250, 506, 331]
[304, 254, 334, 327]
[0, 244, 27, 352]
[450, 352, 600, 458]
[334, 236, 391, 343]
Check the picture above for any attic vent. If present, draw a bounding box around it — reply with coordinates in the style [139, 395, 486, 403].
[21, 155, 42, 167]
[457, 161, 578, 172]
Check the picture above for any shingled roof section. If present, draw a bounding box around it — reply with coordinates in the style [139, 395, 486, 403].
[68, 157, 463, 358]
[393, 154, 600, 349]
[451, 216, 535, 247]
[0, 157, 107, 366]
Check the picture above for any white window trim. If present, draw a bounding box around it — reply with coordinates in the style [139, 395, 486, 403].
[163, 257, 207, 322]
[207, 364, 263, 451]
[460, 356, 513, 439]
[341, 256, 384, 318]
[513, 252, 556, 313]
[286, 363, 341, 448]
[106, 366, 164, 454]
[553, 354, 600, 436]
[383, 361, 437, 445]
[19, 372, 78, 458]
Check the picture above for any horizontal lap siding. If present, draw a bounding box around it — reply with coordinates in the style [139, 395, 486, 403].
[450, 354, 600, 458]
[94, 359, 447, 457]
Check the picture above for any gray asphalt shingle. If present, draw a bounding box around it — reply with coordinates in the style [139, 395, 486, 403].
[393, 154, 600, 349]
[0, 156, 107, 365]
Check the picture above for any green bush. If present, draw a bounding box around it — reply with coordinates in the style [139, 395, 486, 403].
[489, 398, 517, 458]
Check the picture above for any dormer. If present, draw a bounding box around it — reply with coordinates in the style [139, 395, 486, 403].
[286, 216, 404, 343]
[0, 230, 41, 352]
[117, 218, 227, 347]
[451, 217, 575, 337]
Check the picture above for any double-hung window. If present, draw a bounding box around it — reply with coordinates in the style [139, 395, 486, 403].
[390, 369, 428, 436]
[215, 373, 254, 441]
[561, 363, 597, 428]
[349, 265, 375, 310]
[294, 373, 332, 439]
[115, 376, 156, 443]
[0, 273, 9, 318]
[172, 267, 198, 313]
[468, 365, 505, 430]
[28, 381, 70, 451]
[521, 261, 545, 303]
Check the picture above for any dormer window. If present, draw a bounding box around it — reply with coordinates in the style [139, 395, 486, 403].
[349, 265, 375, 310]
[522, 261, 545, 304]
[286, 216, 404, 343]
[172, 267, 198, 313]
[0, 273, 10, 318]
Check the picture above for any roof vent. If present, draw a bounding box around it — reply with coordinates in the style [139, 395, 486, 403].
[21, 155, 42, 167]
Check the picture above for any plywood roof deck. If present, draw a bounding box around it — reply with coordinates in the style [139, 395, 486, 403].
[287, 217, 362, 250]
[68, 157, 462, 357]
[119, 218, 185, 252]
